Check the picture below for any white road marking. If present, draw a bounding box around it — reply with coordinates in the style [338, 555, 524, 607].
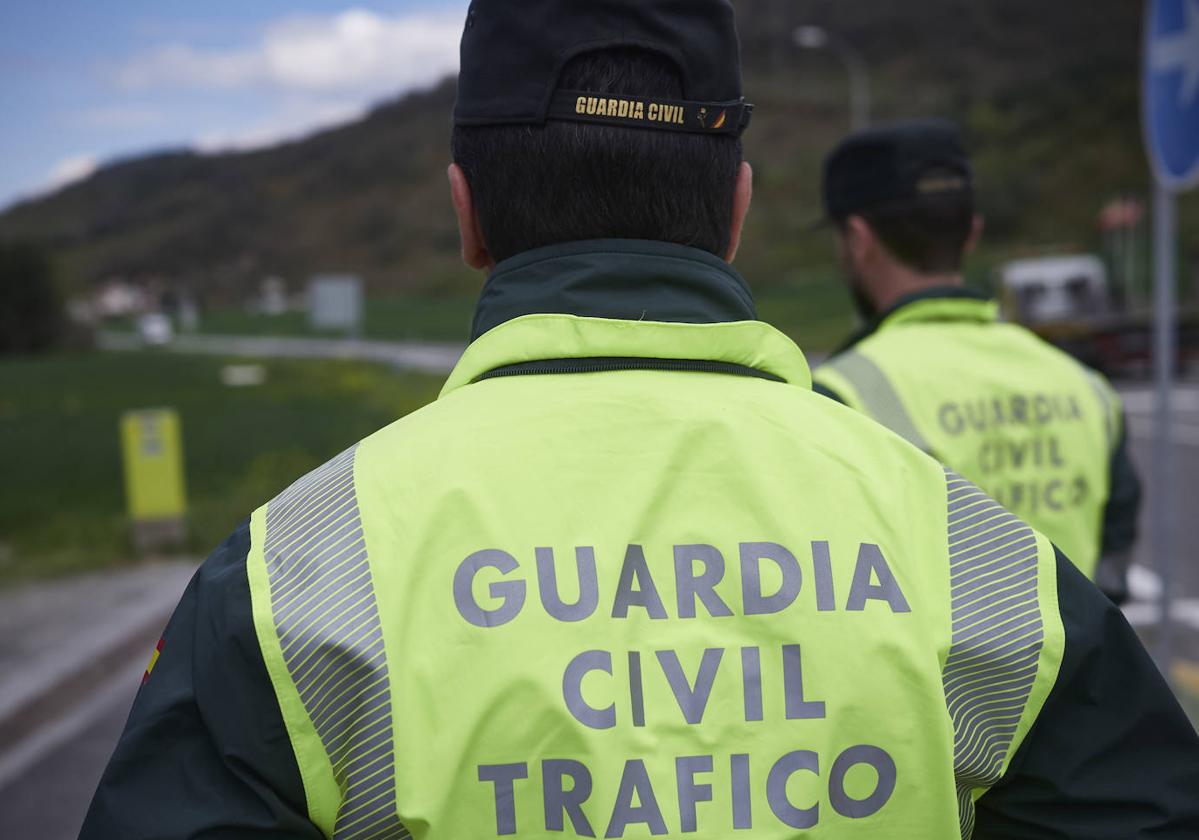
[1124, 600, 1199, 630]
[1123, 565, 1199, 630]
[1129, 565, 1164, 601]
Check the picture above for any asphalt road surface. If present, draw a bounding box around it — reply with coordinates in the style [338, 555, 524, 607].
[97, 331, 466, 376]
[1122, 383, 1199, 680]
[0, 663, 138, 839]
[2, 384, 1196, 840]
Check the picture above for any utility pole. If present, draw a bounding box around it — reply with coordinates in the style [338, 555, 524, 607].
[793, 26, 872, 132]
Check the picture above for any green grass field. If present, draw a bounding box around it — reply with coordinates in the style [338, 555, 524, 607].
[0, 277, 882, 586]
[6, 278, 858, 587]
[0, 352, 444, 584]
[152, 280, 860, 353]
[192, 295, 479, 343]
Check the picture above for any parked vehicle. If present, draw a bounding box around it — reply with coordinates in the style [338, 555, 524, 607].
[997, 254, 1196, 378]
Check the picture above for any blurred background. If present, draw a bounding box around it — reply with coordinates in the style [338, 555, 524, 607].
[0, 1, 1196, 836]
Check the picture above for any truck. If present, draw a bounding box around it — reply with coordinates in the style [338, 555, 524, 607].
[997, 254, 1197, 378]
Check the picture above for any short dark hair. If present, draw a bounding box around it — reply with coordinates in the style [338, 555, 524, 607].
[452, 49, 743, 264]
[853, 193, 976, 274]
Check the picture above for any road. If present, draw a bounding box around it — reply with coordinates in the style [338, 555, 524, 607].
[1, 383, 1195, 840]
[1122, 384, 1199, 685]
[0, 677, 135, 839]
[96, 331, 466, 376]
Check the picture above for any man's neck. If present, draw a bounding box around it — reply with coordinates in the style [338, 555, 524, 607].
[872, 271, 964, 315]
[470, 239, 757, 340]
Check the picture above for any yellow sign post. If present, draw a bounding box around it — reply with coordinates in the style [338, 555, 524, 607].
[120, 409, 188, 551]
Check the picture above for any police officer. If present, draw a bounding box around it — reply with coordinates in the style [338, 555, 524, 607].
[81, 4, 1198, 839]
[812, 122, 1142, 604]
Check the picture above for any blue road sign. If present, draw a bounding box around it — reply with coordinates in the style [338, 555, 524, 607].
[1145, 0, 1199, 190]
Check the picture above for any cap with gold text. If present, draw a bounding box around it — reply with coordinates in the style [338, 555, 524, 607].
[821, 121, 974, 224]
[454, 0, 753, 137]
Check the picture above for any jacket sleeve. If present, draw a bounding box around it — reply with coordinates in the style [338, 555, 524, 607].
[1101, 415, 1142, 556]
[973, 549, 1199, 838]
[1093, 415, 1143, 604]
[78, 521, 322, 840]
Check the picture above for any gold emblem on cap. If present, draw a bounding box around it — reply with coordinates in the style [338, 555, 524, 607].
[917, 174, 968, 194]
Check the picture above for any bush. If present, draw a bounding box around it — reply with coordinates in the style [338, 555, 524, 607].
[0, 242, 62, 355]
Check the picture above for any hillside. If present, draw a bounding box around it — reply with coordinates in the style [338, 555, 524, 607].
[1, 0, 1196, 317]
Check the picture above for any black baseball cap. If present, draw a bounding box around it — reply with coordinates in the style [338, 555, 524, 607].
[820, 120, 974, 225]
[454, 0, 753, 137]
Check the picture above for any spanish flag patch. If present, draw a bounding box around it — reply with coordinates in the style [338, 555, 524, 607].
[143, 638, 164, 685]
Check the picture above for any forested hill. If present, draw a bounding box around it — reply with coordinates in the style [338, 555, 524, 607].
[1, 0, 1194, 304]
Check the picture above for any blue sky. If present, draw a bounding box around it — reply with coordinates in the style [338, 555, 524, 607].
[0, 1, 467, 210]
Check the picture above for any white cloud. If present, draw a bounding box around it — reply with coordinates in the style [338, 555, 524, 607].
[45, 155, 99, 191]
[118, 8, 463, 97]
[193, 98, 367, 153]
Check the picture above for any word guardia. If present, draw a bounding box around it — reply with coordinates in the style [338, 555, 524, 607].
[936, 389, 1098, 518]
[575, 96, 687, 126]
[938, 391, 1086, 436]
[453, 541, 911, 628]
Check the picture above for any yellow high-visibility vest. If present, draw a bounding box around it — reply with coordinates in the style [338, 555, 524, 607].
[816, 295, 1120, 580]
[247, 311, 1064, 839]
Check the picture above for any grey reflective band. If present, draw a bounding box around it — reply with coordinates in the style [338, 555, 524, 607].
[548, 90, 753, 136]
[942, 470, 1045, 840]
[826, 351, 934, 453]
[1082, 369, 1117, 450]
[264, 447, 411, 840]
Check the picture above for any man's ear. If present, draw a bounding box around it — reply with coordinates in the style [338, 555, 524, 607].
[965, 213, 985, 257]
[844, 214, 877, 267]
[725, 161, 754, 263]
[448, 164, 493, 271]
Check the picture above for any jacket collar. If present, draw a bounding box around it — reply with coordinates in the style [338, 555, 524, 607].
[444, 240, 810, 397]
[471, 239, 758, 341]
[881, 287, 998, 328]
[832, 286, 995, 356]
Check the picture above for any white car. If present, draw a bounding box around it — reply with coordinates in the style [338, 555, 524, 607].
[998, 255, 1110, 325]
[137, 313, 175, 346]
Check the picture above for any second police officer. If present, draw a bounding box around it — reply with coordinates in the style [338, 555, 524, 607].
[813, 122, 1142, 604]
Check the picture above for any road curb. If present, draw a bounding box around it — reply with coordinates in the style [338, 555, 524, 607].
[0, 604, 171, 754]
[0, 562, 196, 758]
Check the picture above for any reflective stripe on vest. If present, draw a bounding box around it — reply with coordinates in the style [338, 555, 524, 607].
[1081, 368, 1118, 450]
[824, 351, 934, 454]
[261, 446, 411, 840]
[943, 469, 1045, 839]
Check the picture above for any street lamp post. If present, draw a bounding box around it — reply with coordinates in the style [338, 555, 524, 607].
[794, 25, 872, 133]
